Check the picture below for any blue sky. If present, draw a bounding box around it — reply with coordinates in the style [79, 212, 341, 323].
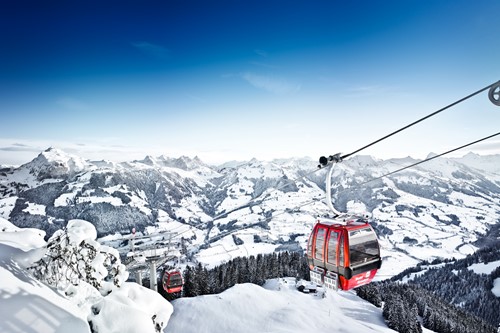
[1, 0, 499, 165]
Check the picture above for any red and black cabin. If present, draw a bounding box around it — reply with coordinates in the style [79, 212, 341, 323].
[307, 218, 381, 290]
[162, 270, 183, 294]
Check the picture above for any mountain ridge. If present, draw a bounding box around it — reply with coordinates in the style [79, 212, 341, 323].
[1, 147, 499, 278]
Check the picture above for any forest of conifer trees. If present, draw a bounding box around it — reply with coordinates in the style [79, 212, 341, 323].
[357, 282, 496, 333]
[159, 251, 310, 301]
[357, 243, 500, 333]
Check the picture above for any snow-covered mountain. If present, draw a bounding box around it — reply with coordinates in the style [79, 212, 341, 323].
[1, 147, 500, 277]
[1, 148, 499, 333]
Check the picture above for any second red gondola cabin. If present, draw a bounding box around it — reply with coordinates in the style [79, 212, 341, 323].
[162, 270, 183, 294]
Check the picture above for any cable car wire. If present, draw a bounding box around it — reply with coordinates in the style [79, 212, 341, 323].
[170, 129, 500, 244]
[356, 130, 500, 187]
[340, 80, 499, 160]
[150, 81, 499, 246]
[314, 131, 500, 214]
[210, 129, 500, 238]
[171, 81, 499, 240]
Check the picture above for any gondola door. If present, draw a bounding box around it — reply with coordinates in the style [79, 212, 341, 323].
[324, 229, 341, 290]
[308, 224, 328, 269]
[307, 224, 328, 286]
[325, 229, 339, 271]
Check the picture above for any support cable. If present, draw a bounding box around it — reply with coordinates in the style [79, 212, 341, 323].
[153, 81, 500, 244]
[171, 131, 500, 243]
[340, 80, 499, 160]
[235, 130, 500, 234]
[202, 81, 500, 230]
[357, 131, 500, 187]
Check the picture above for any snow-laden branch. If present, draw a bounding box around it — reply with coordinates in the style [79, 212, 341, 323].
[29, 219, 128, 294]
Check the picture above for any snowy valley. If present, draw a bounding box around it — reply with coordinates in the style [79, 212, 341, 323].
[1, 147, 500, 332]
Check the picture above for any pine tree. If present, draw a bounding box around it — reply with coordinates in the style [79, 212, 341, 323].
[410, 303, 422, 333]
[194, 264, 209, 295]
[182, 266, 195, 297]
[248, 255, 258, 284]
[255, 254, 266, 285]
[207, 267, 217, 294]
[269, 252, 279, 278]
[238, 257, 250, 283]
[216, 265, 226, 293]
[356, 283, 381, 307]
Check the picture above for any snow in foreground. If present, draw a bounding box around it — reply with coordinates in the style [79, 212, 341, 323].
[1, 216, 430, 333]
[166, 278, 396, 333]
[0, 217, 173, 333]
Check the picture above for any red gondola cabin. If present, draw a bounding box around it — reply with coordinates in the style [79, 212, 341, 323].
[307, 217, 381, 291]
[162, 270, 183, 294]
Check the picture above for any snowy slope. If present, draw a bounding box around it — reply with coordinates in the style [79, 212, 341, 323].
[0, 257, 91, 333]
[165, 278, 397, 333]
[0, 218, 90, 333]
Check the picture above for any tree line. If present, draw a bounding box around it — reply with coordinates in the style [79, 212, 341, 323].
[357, 282, 496, 333]
[357, 243, 500, 333]
[159, 251, 309, 300]
[388, 244, 500, 328]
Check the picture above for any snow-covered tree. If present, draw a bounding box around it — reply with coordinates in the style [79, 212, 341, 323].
[29, 219, 128, 294]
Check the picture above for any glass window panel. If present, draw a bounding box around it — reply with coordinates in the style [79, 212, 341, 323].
[314, 228, 326, 260]
[349, 227, 380, 266]
[327, 230, 338, 265]
[307, 231, 314, 257]
[339, 234, 344, 267]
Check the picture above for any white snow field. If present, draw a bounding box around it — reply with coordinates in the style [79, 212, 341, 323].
[467, 259, 500, 275]
[467, 259, 500, 298]
[165, 277, 396, 333]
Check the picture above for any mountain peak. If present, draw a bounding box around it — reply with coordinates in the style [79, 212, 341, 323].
[464, 152, 480, 158]
[157, 155, 207, 170]
[22, 147, 89, 181]
[347, 155, 377, 167]
[192, 155, 203, 164]
[426, 152, 438, 159]
[137, 155, 156, 166]
[42, 147, 66, 158]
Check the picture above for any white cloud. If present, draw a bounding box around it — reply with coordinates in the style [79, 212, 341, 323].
[131, 41, 170, 59]
[184, 94, 207, 103]
[254, 49, 268, 57]
[345, 85, 391, 97]
[241, 72, 301, 95]
[467, 139, 500, 154]
[343, 84, 414, 99]
[0, 144, 40, 153]
[56, 97, 87, 111]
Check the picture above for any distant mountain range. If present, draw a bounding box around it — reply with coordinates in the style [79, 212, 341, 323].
[1, 147, 499, 275]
